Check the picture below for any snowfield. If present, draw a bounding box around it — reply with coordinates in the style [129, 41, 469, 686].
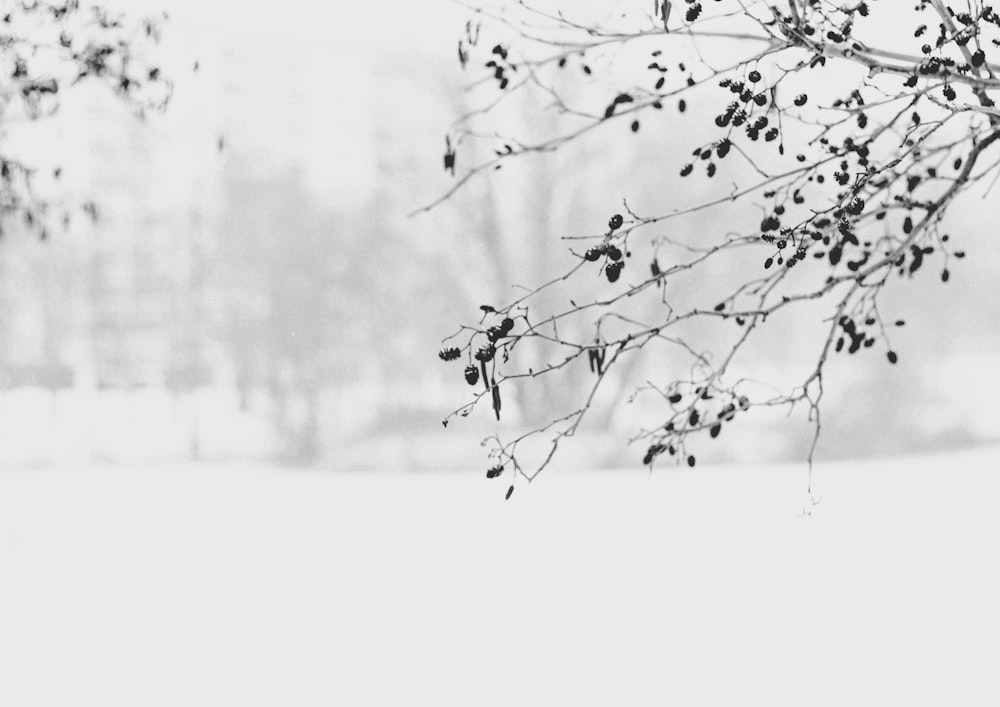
[1, 449, 998, 706]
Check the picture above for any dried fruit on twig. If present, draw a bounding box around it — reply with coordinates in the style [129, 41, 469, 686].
[491, 380, 502, 420]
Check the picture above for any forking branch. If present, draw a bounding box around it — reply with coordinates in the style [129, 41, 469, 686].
[431, 1, 1000, 499]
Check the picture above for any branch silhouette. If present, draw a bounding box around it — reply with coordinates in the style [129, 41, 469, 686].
[432, 1, 1000, 495]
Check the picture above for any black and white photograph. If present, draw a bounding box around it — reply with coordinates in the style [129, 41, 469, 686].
[1, 0, 998, 704]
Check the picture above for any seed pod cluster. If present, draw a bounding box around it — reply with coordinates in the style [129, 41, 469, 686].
[642, 389, 755, 468]
[484, 44, 514, 90]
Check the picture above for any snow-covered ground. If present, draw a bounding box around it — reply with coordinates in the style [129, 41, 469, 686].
[2, 449, 998, 706]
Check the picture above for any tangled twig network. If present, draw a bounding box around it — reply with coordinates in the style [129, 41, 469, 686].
[431, 0, 1000, 498]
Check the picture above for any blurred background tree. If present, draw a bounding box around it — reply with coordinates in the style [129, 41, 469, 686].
[0, 1, 996, 473]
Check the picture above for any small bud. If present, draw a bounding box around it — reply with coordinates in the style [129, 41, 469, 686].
[474, 344, 496, 362]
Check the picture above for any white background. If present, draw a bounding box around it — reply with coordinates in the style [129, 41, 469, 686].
[2, 448, 998, 706]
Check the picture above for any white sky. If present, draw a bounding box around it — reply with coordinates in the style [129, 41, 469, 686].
[111, 0, 465, 50]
